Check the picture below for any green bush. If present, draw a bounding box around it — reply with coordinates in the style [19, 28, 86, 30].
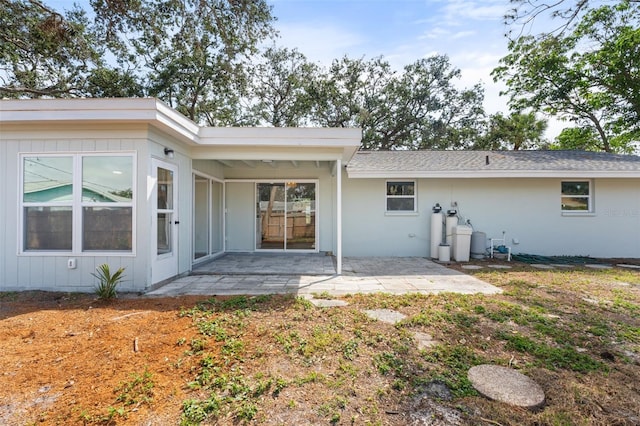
[92, 264, 126, 300]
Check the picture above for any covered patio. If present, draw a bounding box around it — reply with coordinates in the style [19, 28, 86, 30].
[193, 252, 336, 275]
[148, 255, 501, 297]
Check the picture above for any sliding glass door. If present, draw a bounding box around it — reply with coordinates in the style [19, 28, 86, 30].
[256, 181, 316, 251]
[193, 173, 223, 262]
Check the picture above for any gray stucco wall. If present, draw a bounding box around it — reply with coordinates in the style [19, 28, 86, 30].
[223, 162, 337, 253]
[342, 172, 640, 258]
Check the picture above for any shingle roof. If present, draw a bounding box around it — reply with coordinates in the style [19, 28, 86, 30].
[346, 150, 640, 178]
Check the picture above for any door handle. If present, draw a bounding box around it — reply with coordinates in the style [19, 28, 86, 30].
[174, 221, 180, 225]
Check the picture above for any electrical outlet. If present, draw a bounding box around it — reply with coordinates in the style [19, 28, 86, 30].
[451, 201, 458, 208]
[67, 258, 77, 269]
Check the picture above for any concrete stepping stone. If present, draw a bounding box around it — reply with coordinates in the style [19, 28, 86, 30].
[461, 265, 483, 270]
[617, 264, 640, 269]
[364, 309, 407, 324]
[531, 264, 554, 269]
[585, 264, 612, 269]
[488, 265, 512, 269]
[308, 298, 349, 308]
[413, 331, 438, 350]
[468, 365, 545, 409]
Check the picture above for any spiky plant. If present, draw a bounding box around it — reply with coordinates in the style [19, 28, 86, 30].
[92, 264, 126, 300]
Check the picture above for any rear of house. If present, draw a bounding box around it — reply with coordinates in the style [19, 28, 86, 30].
[1, 98, 639, 293]
[343, 151, 640, 258]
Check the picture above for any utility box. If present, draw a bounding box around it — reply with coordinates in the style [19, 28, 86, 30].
[452, 225, 472, 262]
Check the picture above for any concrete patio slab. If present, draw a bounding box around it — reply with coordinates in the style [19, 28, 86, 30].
[146, 256, 502, 297]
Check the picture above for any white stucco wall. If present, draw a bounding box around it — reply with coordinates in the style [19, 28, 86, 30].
[342, 173, 640, 258]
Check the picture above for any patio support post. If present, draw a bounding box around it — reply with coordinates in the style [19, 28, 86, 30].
[336, 158, 342, 274]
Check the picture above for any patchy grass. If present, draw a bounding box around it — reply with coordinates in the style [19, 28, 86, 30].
[0, 265, 639, 425]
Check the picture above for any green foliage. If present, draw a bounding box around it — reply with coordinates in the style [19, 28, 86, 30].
[373, 351, 404, 376]
[307, 55, 486, 150]
[0, 0, 102, 97]
[181, 397, 220, 425]
[497, 332, 604, 372]
[495, 1, 640, 153]
[475, 112, 548, 150]
[115, 368, 154, 407]
[92, 264, 125, 300]
[317, 396, 347, 423]
[1, 2, 495, 149]
[248, 45, 319, 126]
[551, 127, 602, 152]
[421, 345, 482, 397]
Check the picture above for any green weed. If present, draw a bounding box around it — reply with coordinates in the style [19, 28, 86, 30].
[497, 332, 604, 372]
[421, 345, 483, 397]
[373, 351, 404, 376]
[115, 368, 154, 407]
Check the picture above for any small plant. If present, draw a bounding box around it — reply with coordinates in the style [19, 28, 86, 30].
[115, 368, 154, 407]
[92, 264, 126, 300]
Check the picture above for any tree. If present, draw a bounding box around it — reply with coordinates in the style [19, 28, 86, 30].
[0, 0, 101, 97]
[505, 0, 639, 37]
[476, 112, 548, 150]
[306, 56, 382, 129]
[307, 55, 485, 150]
[247, 46, 319, 127]
[493, 1, 640, 153]
[550, 127, 601, 151]
[90, 0, 275, 124]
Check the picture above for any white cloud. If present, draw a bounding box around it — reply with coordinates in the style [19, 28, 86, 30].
[427, 0, 508, 24]
[452, 30, 476, 39]
[276, 22, 366, 66]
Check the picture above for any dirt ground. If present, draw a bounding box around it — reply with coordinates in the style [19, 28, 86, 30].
[1, 262, 639, 425]
[0, 293, 206, 425]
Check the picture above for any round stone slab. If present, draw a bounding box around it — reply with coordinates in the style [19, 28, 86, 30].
[468, 365, 545, 409]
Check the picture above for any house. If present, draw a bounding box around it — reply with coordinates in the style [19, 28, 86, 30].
[1, 98, 639, 292]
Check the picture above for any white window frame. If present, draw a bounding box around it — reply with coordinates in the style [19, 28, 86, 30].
[561, 179, 593, 215]
[19, 152, 137, 256]
[385, 180, 417, 214]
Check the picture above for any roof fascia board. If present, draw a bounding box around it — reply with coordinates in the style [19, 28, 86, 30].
[198, 126, 361, 141]
[191, 147, 346, 161]
[0, 98, 200, 145]
[347, 171, 640, 179]
[197, 127, 361, 161]
[1, 100, 361, 157]
[152, 99, 200, 144]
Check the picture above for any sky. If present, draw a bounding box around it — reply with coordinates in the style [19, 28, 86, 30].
[269, 0, 563, 138]
[271, 0, 510, 111]
[47, 0, 563, 138]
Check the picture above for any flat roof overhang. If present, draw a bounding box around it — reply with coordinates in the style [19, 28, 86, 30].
[1, 98, 362, 163]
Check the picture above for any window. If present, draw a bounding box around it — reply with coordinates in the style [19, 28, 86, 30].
[386, 181, 416, 212]
[561, 181, 592, 212]
[21, 154, 134, 253]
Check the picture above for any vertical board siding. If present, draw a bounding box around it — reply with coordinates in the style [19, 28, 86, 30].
[0, 138, 6, 288]
[1, 130, 153, 292]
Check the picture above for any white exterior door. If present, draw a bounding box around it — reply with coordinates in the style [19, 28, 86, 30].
[151, 159, 178, 283]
